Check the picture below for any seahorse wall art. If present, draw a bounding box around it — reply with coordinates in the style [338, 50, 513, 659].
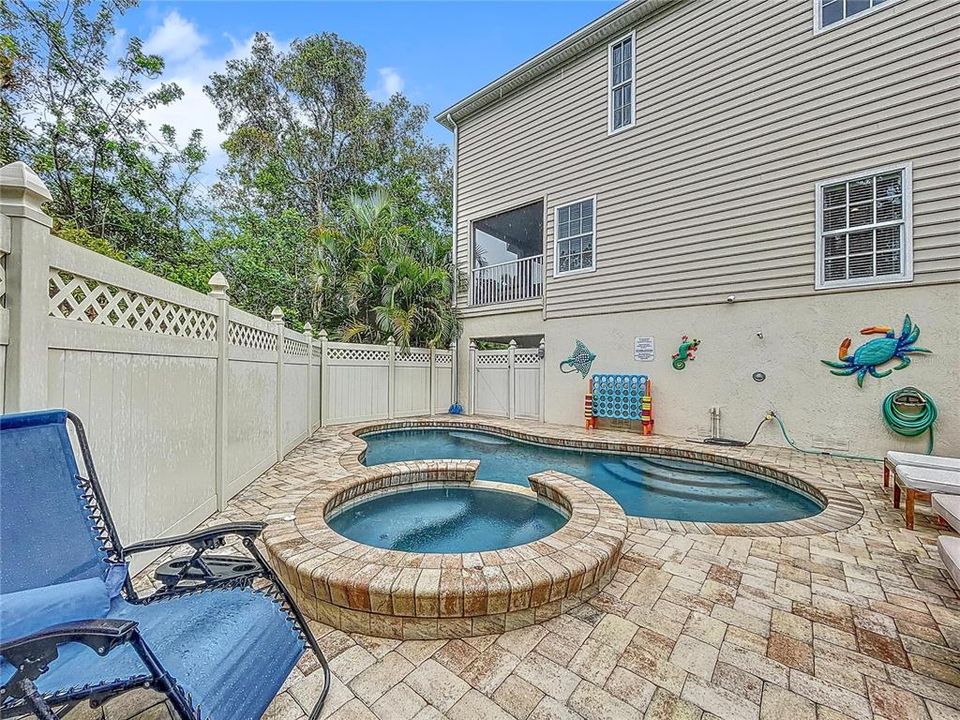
[821, 314, 932, 387]
[560, 339, 597, 379]
[672, 336, 700, 370]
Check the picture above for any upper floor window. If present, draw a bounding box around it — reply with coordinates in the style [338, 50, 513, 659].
[555, 197, 596, 277]
[608, 33, 635, 134]
[815, 0, 897, 32]
[815, 165, 912, 289]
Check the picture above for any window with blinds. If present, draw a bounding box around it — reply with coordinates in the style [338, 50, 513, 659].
[555, 197, 596, 277]
[816, 166, 913, 289]
[608, 33, 635, 134]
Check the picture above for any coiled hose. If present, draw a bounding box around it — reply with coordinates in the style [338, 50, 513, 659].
[772, 387, 937, 461]
[881, 386, 938, 454]
[718, 387, 938, 462]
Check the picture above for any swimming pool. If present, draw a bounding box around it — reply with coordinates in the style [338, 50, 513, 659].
[326, 485, 567, 553]
[360, 428, 822, 523]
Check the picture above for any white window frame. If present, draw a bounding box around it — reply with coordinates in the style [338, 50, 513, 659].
[814, 163, 913, 290]
[553, 196, 597, 279]
[607, 31, 636, 136]
[813, 0, 906, 35]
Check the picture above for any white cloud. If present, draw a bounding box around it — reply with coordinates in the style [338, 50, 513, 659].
[372, 67, 404, 101]
[142, 11, 207, 64]
[137, 15, 266, 182]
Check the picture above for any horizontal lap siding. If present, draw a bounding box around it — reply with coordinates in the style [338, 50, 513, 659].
[454, 0, 960, 316]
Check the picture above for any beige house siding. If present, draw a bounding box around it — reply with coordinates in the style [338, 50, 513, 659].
[454, 0, 960, 317]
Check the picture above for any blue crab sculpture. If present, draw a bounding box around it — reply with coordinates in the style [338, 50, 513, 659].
[821, 314, 931, 387]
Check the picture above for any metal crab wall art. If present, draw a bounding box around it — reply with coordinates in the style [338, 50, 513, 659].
[821, 314, 931, 387]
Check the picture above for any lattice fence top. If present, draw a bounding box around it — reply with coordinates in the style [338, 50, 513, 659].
[435, 352, 453, 366]
[312, 344, 323, 359]
[476, 352, 508, 367]
[284, 336, 309, 357]
[514, 351, 541, 366]
[49, 269, 217, 341]
[396, 350, 431, 364]
[328, 346, 389, 362]
[229, 321, 277, 351]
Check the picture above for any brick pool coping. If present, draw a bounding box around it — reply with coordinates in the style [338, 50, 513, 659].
[262, 460, 627, 639]
[337, 416, 865, 537]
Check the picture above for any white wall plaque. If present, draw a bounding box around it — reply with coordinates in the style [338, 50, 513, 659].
[634, 336, 655, 362]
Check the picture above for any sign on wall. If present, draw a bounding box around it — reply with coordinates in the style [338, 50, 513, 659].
[633, 336, 655, 362]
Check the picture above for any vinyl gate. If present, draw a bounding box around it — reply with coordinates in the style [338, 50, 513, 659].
[468, 340, 544, 420]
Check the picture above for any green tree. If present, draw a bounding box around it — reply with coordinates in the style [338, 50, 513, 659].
[206, 210, 317, 327]
[204, 32, 450, 233]
[4, 0, 207, 270]
[315, 191, 460, 348]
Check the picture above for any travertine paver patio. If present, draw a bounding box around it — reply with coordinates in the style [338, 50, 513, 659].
[69, 418, 960, 720]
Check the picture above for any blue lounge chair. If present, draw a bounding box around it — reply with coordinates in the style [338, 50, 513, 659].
[0, 410, 330, 719]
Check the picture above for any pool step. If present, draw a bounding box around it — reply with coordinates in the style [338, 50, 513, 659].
[449, 431, 513, 446]
[601, 463, 766, 504]
[619, 459, 755, 489]
[633, 455, 731, 475]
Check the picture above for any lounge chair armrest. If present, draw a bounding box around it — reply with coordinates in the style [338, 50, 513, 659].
[122, 521, 267, 557]
[1, 618, 138, 655]
[1, 619, 139, 677]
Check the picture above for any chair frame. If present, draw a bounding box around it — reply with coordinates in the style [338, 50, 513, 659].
[892, 471, 928, 530]
[0, 412, 330, 719]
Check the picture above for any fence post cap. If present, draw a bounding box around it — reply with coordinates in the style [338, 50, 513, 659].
[271, 306, 284, 323]
[0, 161, 53, 225]
[387, 336, 396, 346]
[207, 271, 230, 298]
[318, 329, 328, 340]
[509, 339, 517, 348]
[469, 340, 477, 349]
[303, 322, 313, 334]
[538, 338, 545, 348]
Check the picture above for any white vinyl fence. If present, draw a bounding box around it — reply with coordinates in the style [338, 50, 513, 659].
[468, 340, 544, 421]
[0, 162, 453, 564]
[321, 341, 454, 425]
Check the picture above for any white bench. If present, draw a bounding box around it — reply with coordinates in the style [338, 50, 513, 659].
[938, 536, 960, 589]
[892, 465, 960, 530]
[884, 451, 960, 489]
[932, 493, 960, 531]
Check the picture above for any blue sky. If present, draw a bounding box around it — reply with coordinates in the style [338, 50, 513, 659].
[122, 1, 619, 177]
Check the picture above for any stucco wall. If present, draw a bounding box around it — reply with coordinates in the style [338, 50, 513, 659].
[459, 284, 959, 457]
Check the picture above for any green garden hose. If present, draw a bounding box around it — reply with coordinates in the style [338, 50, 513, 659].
[881, 386, 938, 454]
[763, 386, 938, 462]
[769, 413, 881, 462]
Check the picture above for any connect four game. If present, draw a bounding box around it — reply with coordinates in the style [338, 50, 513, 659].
[585, 374, 653, 435]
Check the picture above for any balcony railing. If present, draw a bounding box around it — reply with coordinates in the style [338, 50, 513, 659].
[470, 255, 544, 306]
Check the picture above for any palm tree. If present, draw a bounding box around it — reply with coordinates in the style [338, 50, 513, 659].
[314, 191, 461, 348]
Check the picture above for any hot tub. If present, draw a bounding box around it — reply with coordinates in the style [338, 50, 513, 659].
[262, 460, 627, 639]
[327, 485, 567, 553]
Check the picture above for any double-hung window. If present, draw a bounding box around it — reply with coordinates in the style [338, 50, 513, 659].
[815, 165, 912, 289]
[608, 33, 635, 134]
[815, 0, 899, 33]
[555, 198, 595, 277]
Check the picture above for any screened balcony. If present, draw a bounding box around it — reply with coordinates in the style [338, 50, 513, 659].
[471, 200, 544, 306]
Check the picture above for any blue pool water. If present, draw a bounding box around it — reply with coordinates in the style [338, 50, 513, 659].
[361, 428, 822, 523]
[327, 486, 567, 552]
